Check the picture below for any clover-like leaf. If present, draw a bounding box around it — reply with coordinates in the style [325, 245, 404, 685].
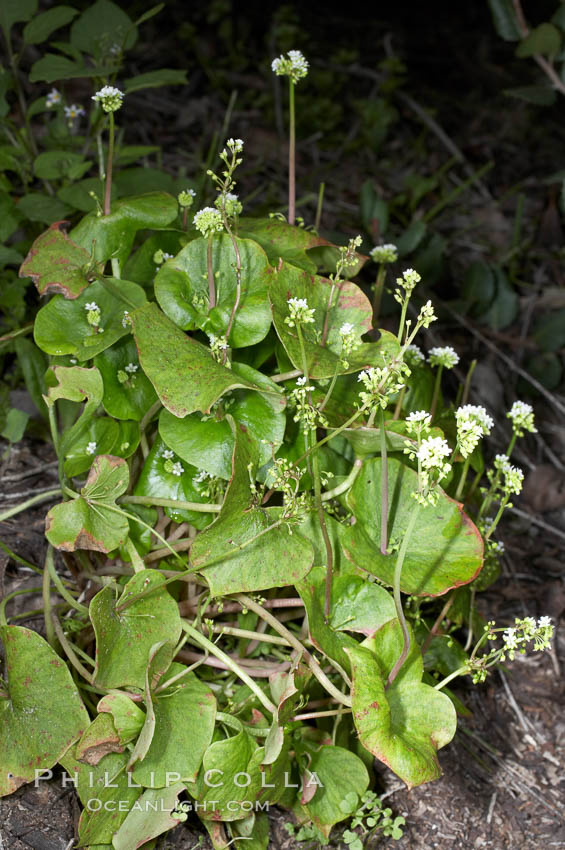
[342, 457, 483, 596]
[132, 662, 216, 787]
[90, 570, 182, 690]
[19, 221, 94, 298]
[155, 233, 272, 347]
[70, 192, 178, 266]
[130, 303, 263, 416]
[34, 277, 147, 360]
[269, 261, 400, 379]
[191, 417, 314, 595]
[0, 626, 89, 796]
[346, 619, 457, 789]
[45, 455, 130, 552]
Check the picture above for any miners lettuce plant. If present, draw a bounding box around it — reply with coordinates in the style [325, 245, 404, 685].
[0, 53, 554, 850]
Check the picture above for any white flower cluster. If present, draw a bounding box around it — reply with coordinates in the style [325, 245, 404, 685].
[285, 296, 315, 327]
[92, 85, 124, 113]
[272, 50, 309, 84]
[357, 364, 407, 411]
[455, 404, 494, 458]
[338, 322, 359, 367]
[370, 243, 398, 265]
[393, 269, 421, 305]
[85, 441, 97, 455]
[215, 192, 242, 217]
[493, 454, 524, 496]
[289, 378, 328, 430]
[193, 207, 224, 237]
[84, 301, 103, 331]
[46, 88, 61, 108]
[226, 138, 244, 154]
[406, 410, 432, 432]
[404, 344, 425, 367]
[428, 346, 459, 369]
[414, 436, 452, 505]
[208, 334, 229, 363]
[416, 300, 436, 329]
[501, 616, 553, 661]
[178, 188, 196, 209]
[507, 400, 537, 437]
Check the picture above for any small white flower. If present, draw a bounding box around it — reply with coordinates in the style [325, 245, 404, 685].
[85, 302, 99, 311]
[503, 627, 519, 650]
[178, 188, 196, 208]
[124, 363, 138, 374]
[226, 138, 244, 153]
[64, 104, 85, 120]
[285, 296, 315, 327]
[428, 346, 459, 369]
[339, 322, 354, 335]
[417, 436, 451, 470]
[85, 441, 97, 455]
[296, 376, 307, 386]
[171, 461, 184, 477]
[404, 344, 425, 366]
[122, 310, 130, 328]
[538, 616, 552, 629]
[162, 449, 174, 460]
[46, 88, 61, 108]
[417, 300, 436, 328]
[92, 85, 124, 113]
[406, 410, 432, 427]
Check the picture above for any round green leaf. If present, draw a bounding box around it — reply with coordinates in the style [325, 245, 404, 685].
[0, 625, 88, 796]
[71, 192, 178, 266]
[346, 620, 457, 789]
[95, 336, 157, 420]
[19, 221, 93, 298]
[70, 0, 137, 56]
[303, 745, 369, 836]
[270, 261, 400, 379]
[33, 151, 90, 181]
[34, 278, 146, 359]
[90, 570, 182, 690]
[155, 233, 272, 347]
[132, 663, 216, 787]
[342, 457, 483, 596]
[135, 436, 216, 529]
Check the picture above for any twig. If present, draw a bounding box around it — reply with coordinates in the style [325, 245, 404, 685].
[1, 460, 58, 483]
[509, 505, 565, 543]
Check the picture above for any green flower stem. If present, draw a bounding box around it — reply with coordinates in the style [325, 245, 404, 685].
[506, 432, 518, 457]
[420, 593, 455, 655]
[206, 623, 290, 646]
[271, 368, 302, 383]
[103, 112, 115, 217]
[372, 265, 386, 325]
[47, 403, 59, 457]
[317, 361, 340, 414]
[296, 406, 366, 468]
[0, 323, 33, 346]
[430, 365, 443, 420]
[455, 456, 471, 502]
[139, 399, 162, 434]
[42, 546, 57, 649]
[222, 210, 242, 355]
[120, 495, 221, 513]
[0, 587, 42, 628]
[46, 551, 89, 616]
[181, 619, 277, 716]
[433, 665, 469, 692]
[387, 502, 420, 688]
[393, 386, 406, 420]
[380, 409, 389, 555]
[321, 458, 363, 501]
[235, 594, 352, 708]
[51, 613, 94, 684]
[292, 708, 351, 722]
[0, 489, 62, 523]
[0, 540, 41, 574]
[288, 78, 296, 225]
[461, 358, 477, 407]
[125, 538, 146, 573]
[215, 711, 270, 738]
[485, 497, 510, 539]
[207, 233, 216, 308]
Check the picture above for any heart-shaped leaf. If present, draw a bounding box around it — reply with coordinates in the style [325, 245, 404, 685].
[155, 233, 272, 347]
[342, 457, 483, 596]
[90, 570, 182, 689]
[346, 619, 457, 789]
[132, 662, 216, 787]
[269, 261, 400, 379]
[19, 221, 93, 298]
[191, 418, 314, 595]
[70, 192, 178, 266]
[301, 745, 369, 837]
[34, 277, 147, 360]
[94, 336, 158, 421]
[45, 455, 130, 552]
[159, 362, 286, 478]
[0, 625, 88, 796]
[130, 303, 262, 416]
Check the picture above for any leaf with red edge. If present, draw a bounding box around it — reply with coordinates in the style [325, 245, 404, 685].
[19, 221, 95, 298]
